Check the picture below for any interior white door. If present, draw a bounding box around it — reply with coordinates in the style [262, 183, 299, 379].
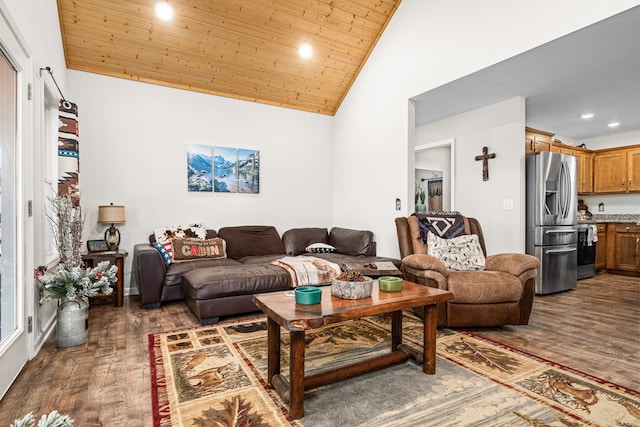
[0, 5, 30, 399]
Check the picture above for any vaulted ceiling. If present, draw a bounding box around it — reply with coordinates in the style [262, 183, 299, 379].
[56, 0, 401, 115]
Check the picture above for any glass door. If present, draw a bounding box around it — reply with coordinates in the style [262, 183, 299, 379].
[0, 9, 30, 398]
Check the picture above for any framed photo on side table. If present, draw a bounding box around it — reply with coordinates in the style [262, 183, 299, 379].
[87, 239, 109, 252]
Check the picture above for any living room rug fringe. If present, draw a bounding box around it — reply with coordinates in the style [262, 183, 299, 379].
[148, 312, 640, 426]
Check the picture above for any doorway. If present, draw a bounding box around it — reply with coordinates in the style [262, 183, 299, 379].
[414, 139, 455, 212]
[0, 8, 31, 399]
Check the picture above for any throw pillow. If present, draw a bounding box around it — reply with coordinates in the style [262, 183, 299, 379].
[154, 225, 207, 260]
[305, 243, 336, 253]
[172, 238, 227, 261]
[152, 242, 172, 266]
[427, 232, 485, 271]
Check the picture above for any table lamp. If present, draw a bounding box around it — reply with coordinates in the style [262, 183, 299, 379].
[98, 203, 126, 251]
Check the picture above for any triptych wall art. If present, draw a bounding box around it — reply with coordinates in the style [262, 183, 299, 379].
[187, 145, 260, 194]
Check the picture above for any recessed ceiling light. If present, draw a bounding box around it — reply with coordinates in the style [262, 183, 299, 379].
[581, 113, 594, 119]
[298, 43, 313, 59]
[154, 1, 174, 21]
[608, 122, 620, 128]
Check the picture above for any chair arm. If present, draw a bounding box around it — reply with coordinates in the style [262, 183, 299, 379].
[485, 253, 539, 278]
[134, 243, 167, 308]
[401, 254, 449, 277]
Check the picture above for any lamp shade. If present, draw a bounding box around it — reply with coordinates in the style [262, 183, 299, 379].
[98, 204, 126, 224]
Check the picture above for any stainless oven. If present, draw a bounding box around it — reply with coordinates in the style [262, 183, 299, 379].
[577, 223, 596, 279]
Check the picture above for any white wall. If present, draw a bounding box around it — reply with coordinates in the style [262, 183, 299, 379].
[332, 0, 640, 258]
[67, 71, 334, 294]
[416, 97, 526, 254]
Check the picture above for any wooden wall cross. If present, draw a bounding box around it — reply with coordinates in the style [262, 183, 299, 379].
[474, 146, 496, 181]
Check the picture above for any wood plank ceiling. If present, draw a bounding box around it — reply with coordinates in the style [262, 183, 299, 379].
[57, 0, 401, 115]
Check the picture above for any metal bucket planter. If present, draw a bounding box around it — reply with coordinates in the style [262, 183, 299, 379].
[56, 297, 89, 347]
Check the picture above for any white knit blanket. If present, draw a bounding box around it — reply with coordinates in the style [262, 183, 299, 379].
[272, 256, 342, 287]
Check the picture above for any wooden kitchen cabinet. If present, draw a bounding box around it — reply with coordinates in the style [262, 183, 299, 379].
[553, 144, 593, 193]
[594, 145, 640, 193]
[595, 223, 606, 270]
[525, 127, 554, 153]
[605, 223, 640, 273]
[627, 146, 640, 192]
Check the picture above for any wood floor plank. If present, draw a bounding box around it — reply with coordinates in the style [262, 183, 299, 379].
[0, 273, 637, 425]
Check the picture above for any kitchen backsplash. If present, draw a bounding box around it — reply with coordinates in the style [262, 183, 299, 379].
[580, 194, 640, 215]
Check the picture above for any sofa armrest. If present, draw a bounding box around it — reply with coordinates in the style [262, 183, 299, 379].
[134, 243, 167, 309]
[401, 254, 449, 277]
[485, 253, 539, 278]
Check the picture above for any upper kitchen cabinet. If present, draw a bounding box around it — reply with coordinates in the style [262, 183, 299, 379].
[552, 143, 594, 194]
[525, 127, 554, 153]
[594, 145, 640, 193]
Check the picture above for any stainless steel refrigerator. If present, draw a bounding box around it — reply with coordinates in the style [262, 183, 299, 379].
[525, 151, 578, 294]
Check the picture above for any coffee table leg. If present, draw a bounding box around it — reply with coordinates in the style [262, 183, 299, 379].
[267, 317, 280, 386]
[391, 310, 402, 351]
[289, 330, 305, 419]
[423, 304, 437, 374]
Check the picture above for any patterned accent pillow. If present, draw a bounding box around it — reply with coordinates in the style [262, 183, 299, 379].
[427, 232, 485, 271]
[305, 243, 337, 253]
[172, 238, 227, 261]
[152, 242, 172, 266]
[154, 225, 207, 260]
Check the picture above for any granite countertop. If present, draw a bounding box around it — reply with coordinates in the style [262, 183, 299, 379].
[581, 214, 640, 225]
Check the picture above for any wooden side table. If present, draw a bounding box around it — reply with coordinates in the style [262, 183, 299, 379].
[82, 250, 127, 307]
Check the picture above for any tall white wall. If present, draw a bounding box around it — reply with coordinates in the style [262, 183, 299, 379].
[333, 0, 639, 258]
[67, 71, 334, 294]
[416, 97, 526, 254]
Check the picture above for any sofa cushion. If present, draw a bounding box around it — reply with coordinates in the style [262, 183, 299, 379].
[446, 270, 522, 304]
[164, 258, 242, 287]
[148, 228, 217, 244]
[153, 225, 209, 261]
[172, 237, 227, 261]
[182, 264, 291, 300]
[282, 227, 329, 255]
[305, 243, 336, 253]
[152, 242, 172, 266]
[217, 225, 285, 260]
[329, 227, 374, 256]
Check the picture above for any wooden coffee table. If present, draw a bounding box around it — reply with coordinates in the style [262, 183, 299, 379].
[252, 280, 454, 419]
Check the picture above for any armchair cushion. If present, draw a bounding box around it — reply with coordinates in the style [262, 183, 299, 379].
[485, 253, 539, 277]
[401, 253, 448, 277]
[447, 271, 523, 303]
[427, 232, 485, 271]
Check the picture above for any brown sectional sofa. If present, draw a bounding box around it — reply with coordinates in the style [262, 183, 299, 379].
[134, 225, 400, 324]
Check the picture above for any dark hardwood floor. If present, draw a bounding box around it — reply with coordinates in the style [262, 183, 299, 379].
[0, 272, 638, 426]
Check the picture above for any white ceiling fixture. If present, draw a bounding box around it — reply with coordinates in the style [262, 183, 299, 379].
[298, 43, 313, 59]
[608, 122, 621, 127]
[581, 113, 595, 119]
[154, 1, 174, 21]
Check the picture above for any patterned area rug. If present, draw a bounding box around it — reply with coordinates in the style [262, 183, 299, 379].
[148, 312, 640, 426]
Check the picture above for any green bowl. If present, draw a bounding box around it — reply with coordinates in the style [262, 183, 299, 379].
[295, 286, 322, 304]
[378, 276, 403, 292]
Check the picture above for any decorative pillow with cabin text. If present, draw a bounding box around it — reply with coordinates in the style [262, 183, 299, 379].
[153, 225, 207, 260]
[172, 238, 227, 261]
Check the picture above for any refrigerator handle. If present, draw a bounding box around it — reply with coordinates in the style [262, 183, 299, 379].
[559, 160, 570, 219]
[546, 247, 577, 254]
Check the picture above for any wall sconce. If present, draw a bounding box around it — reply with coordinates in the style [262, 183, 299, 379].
[98, 203, 126, 251]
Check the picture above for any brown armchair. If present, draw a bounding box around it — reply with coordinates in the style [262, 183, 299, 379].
[395, 215, 539, 328]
